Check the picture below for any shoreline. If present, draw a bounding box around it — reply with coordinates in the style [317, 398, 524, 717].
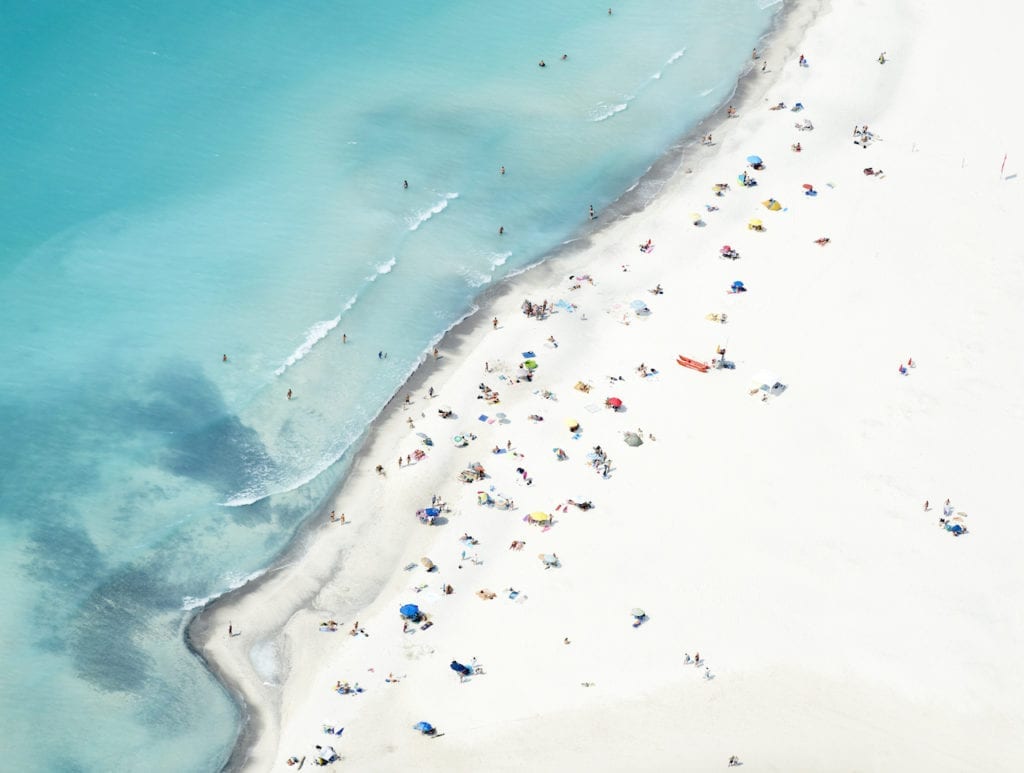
[190, 0, 815, 769]
[187, 0, 834, 767]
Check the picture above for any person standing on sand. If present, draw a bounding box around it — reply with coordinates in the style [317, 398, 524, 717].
[923, 500, 930, 511]
[492, 317, 498, 330]
[228, 622, 232, 636]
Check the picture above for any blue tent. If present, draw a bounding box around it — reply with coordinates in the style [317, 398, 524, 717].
[400, 604, 420, 618]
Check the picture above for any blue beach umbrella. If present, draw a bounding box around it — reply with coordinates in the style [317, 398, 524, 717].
[746, 155, 762, 165]
[414, 721, 434, 733]
[400, 604, 420, 619]
[630, 299, 647, 310]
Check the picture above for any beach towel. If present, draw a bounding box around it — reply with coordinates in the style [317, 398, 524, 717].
[478, 414, 488, 422]
[522, 351, 535, 358]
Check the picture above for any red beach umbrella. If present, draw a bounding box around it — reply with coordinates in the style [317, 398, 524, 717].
[802, 183, 814, 190]
[606, 397, 623, 408]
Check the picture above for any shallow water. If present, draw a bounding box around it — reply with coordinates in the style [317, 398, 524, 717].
[0, 0, 776, 768]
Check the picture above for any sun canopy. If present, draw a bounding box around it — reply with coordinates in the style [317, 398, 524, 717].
[751, 369, 782, 390]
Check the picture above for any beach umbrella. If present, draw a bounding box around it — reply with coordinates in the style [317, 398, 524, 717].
[606, 397, 623, 408]
[732, 280, 745, 288]
[690, 212, 702, 222]
[802, 183, 814, 190]
[420, 557, 435, 570]
[539, 553, 560, 566]
[623, 432, 643, 446]
[414, 722, 434, 733]
[523, 359, 538, 370]
[631, 608, 646, 618]
[749, 218, 762, 227]
[720, 245, 733, 253]
[630, 299, 647, 310]
[400, 604, 420, 619]
[746, 155, 762, 165]
[566, 418, 580, 431]
[529, 511, 551, 523]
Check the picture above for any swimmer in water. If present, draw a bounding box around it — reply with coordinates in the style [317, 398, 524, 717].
[538, 60, 546, 67]
[403, 180, 408, 189]
[561, 53, 568, 60]
[498, 226, 504, 235]
[500, 165, 505, 175]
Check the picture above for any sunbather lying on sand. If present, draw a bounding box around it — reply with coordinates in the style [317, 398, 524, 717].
[476, 589, 497, 600]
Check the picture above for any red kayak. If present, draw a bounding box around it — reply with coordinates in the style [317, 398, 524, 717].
[676, 355, 709, 373]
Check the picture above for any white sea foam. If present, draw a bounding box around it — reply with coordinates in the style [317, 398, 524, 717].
[489, 251, 511, 269]
[180, 567, 269, 610]
[666, 48, 686, 65]
[699, 87, 714, 97]
[461, 268, 492, 288]
[375, 256, 396, 274]
[592, 102, 630, 122]
[650, 71, 662, 80]
[274, 316, 341, 376]
[408, 192, 459, 231]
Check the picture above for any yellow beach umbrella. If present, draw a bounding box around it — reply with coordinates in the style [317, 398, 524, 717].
[748, 218, 763, 227]
[529, 511, 551, 523]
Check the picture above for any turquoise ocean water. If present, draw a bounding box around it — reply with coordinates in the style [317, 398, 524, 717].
[0, 1, 778, 769]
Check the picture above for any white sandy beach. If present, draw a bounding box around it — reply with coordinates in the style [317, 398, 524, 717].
[192, 0, 1024, 769]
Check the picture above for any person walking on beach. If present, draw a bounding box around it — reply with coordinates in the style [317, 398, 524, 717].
[492, 317, 499, 330]
[228, 622, 233, 636]
[704, 667, 712, 680]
